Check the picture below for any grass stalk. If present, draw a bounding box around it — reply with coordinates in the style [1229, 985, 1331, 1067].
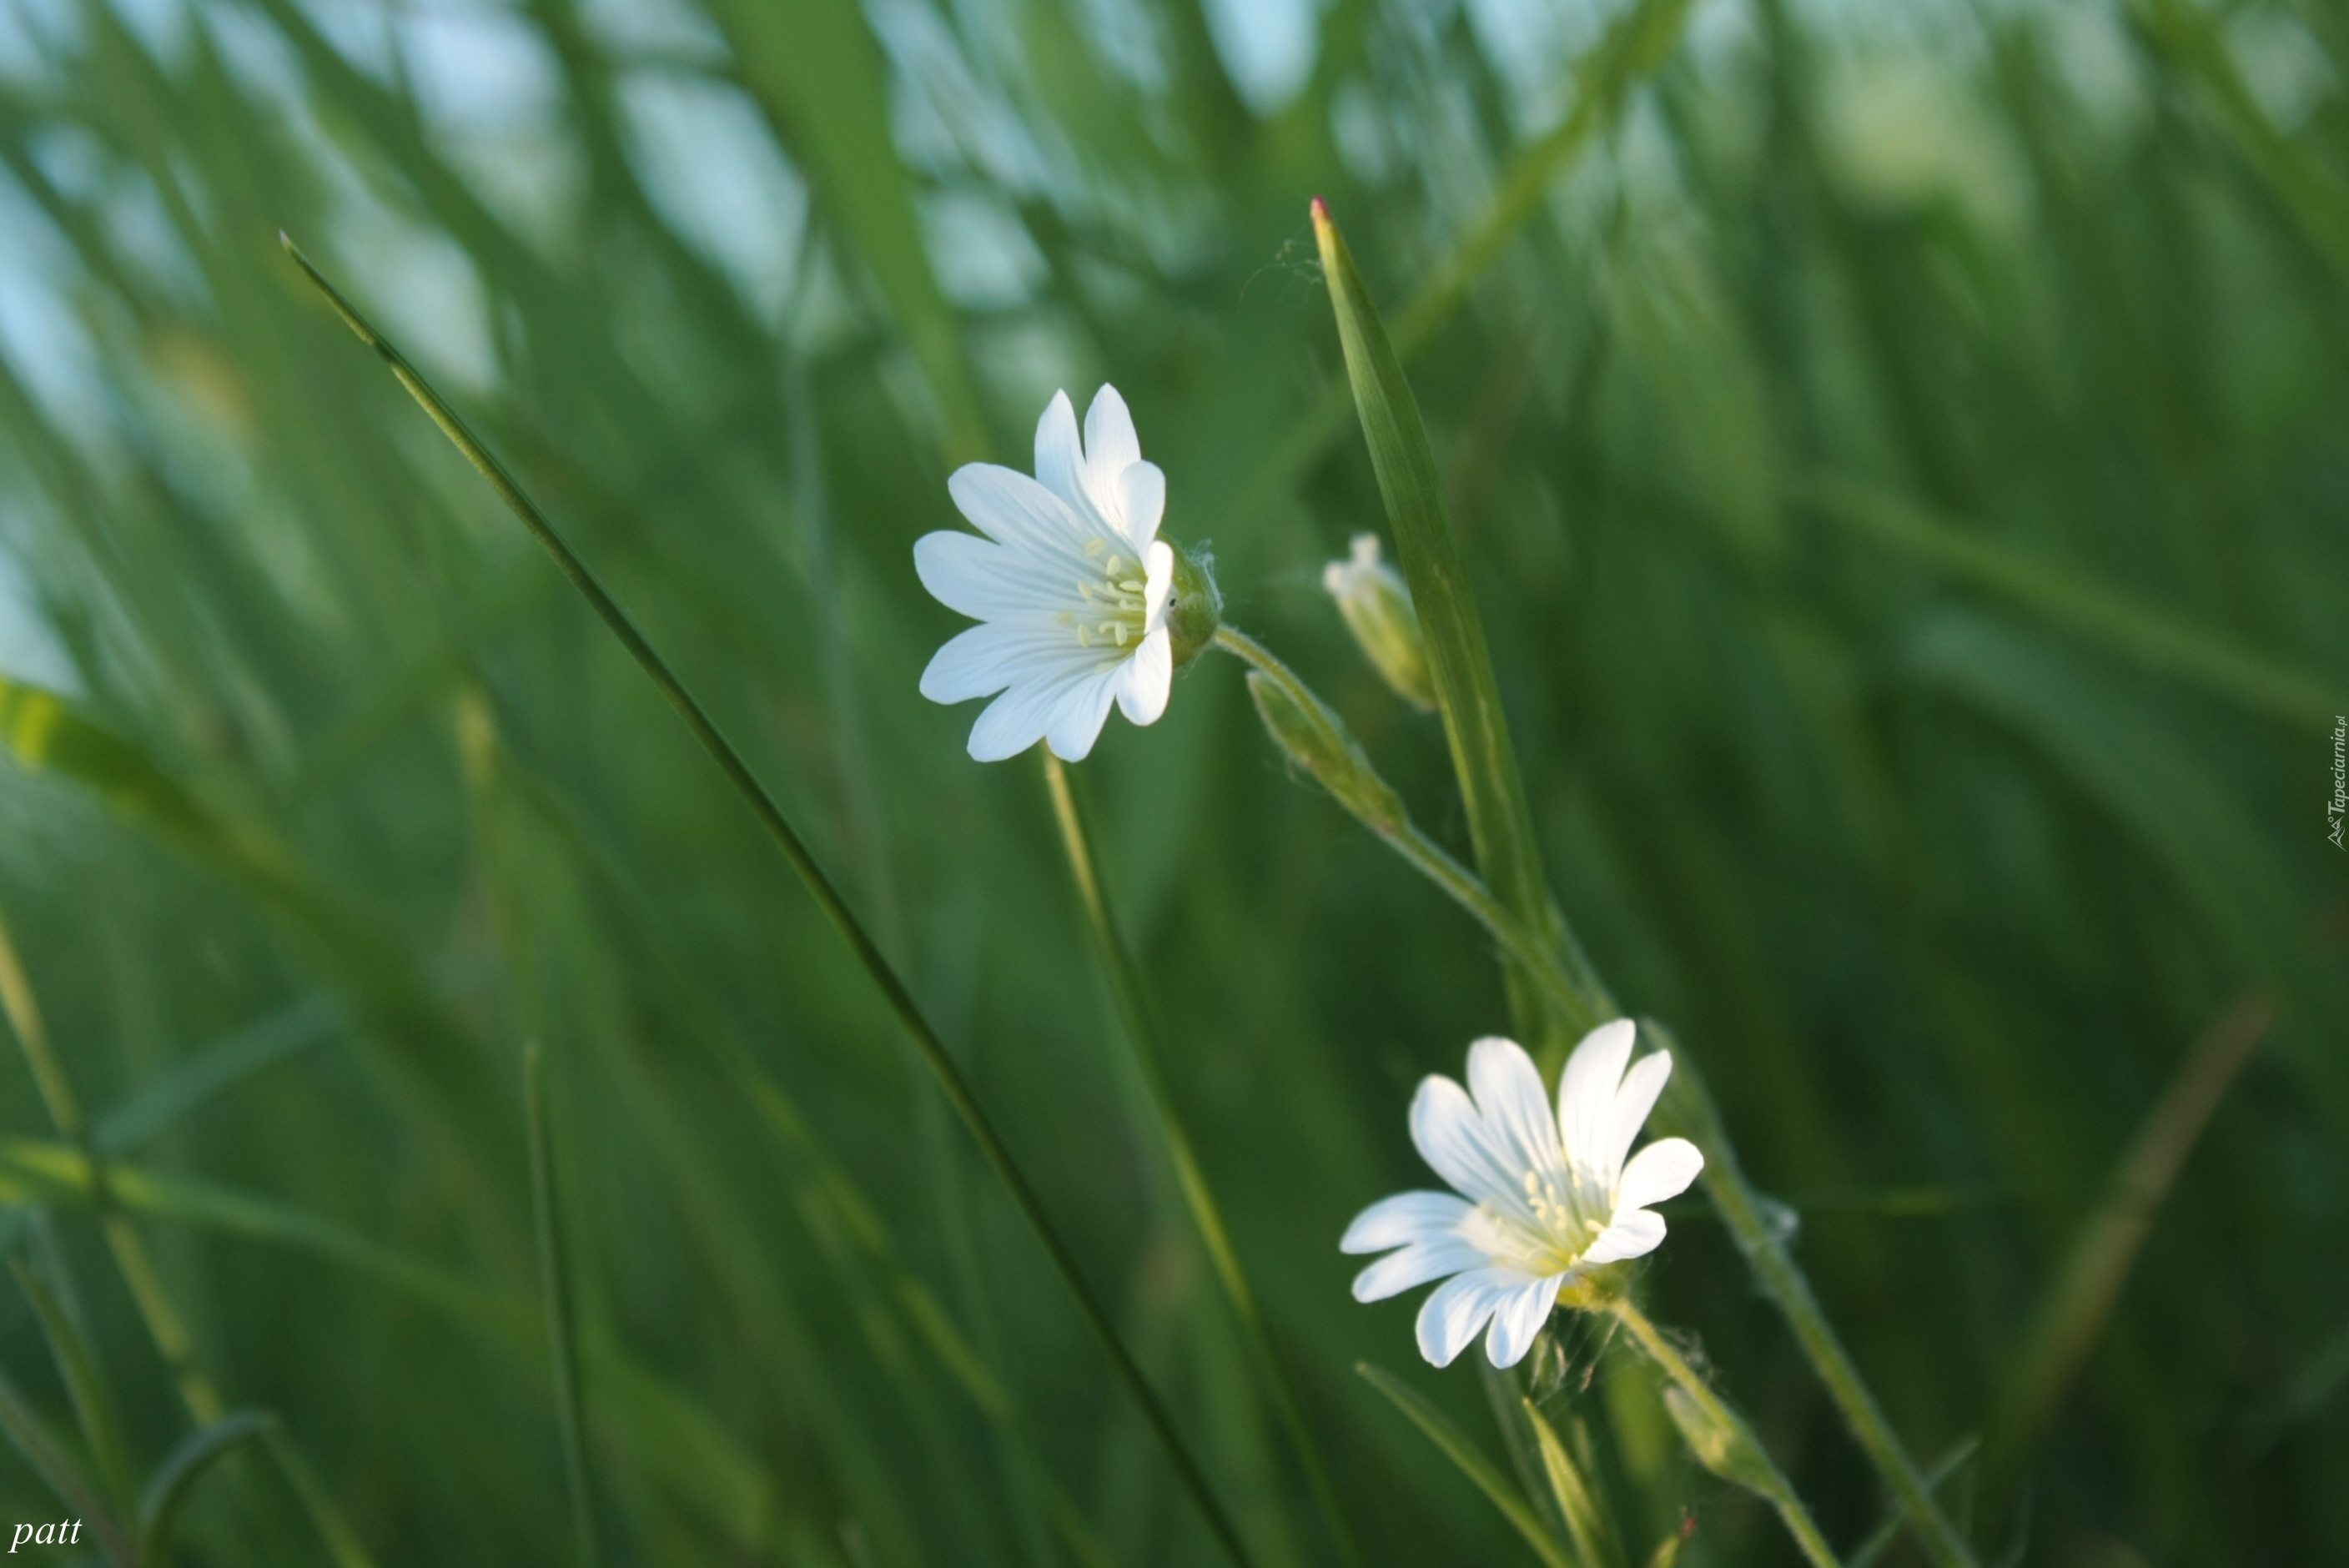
[1979, 991, 2273, 1512]
[283, 236, 1258, 1568]
[1605, 1299, 1838, 1568]
[524, 1039, 602, 1568]
[1042, 753, 1366, 1568]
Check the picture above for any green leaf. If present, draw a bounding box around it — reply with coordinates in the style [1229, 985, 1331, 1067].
[1356, 1363, 1577, 1568]
[1311, 199, 1602, 1057]
[1523, 1399, 1623, 1568]
[137, 1408, 279, 1567]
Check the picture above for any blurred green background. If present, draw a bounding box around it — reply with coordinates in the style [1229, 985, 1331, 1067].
[0, 0, 2345, 1560]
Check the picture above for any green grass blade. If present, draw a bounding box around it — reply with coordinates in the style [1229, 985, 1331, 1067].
[702, 0, 986, 462]
[0, 1137, 774, 1550]
[1522, 1400, 1621, 1568]
[280, 237, 1260, 1568]
[0, 1362, 133, 1564]
[1981, 992, 2273, 1510]
[1356, 1363, 1576, 1568]
[1848, 1440, 1977, 1568]
[8, 1245, 136, 1511]
[525, 1039, 603, 1568]
[1803, 472, 2344, 727]
[137, 1408, 278, 1568]
[1310, 198, 1597, 1058]
[1239, 0, 1700, 520]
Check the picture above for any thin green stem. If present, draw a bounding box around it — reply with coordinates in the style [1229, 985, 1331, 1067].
[525, 1040, 602, 1568]
[1042, 754, 1366, 1568]
[1607, 1298, 1838, 1568]
[284, 237, 1256, 1568]
[1215, 627, 1976, 1568]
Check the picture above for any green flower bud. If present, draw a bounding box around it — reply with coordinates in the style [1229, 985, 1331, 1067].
[1245, 670, 1406, 833]
[1323, 534, 1435, 711]
[1662, 1385, 1780, 1498]
[1164, 541, 1223, 669]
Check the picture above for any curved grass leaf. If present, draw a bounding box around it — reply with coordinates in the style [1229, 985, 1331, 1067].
[137, 1408, 278, 1568]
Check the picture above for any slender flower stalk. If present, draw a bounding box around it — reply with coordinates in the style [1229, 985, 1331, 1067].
[1042, 756, 1366, 1568]
[284, 239, 1260, 1568]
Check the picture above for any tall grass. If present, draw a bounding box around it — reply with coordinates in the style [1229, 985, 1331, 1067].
[0, 0, 2344, 1562]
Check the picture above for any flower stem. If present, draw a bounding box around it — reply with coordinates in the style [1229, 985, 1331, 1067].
[1607, 1297, 1840, 1568]
[1042, 755, 1368, 1568]
[1217, 626, 1977, 1568]
[284, 236, 1259, 1568]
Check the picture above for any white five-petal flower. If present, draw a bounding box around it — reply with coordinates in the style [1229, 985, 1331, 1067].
[1341, 1023, 1705, 1369]
[916, 386, 1177, 763]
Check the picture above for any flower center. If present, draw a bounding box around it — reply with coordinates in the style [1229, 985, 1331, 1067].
[1461, 1170, 1612, 1278]
[1057, 538, 1151, 657]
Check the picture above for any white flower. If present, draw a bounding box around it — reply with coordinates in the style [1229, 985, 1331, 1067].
[1340, 1023, 1705, 1369]
[916, 386, 1176, 763]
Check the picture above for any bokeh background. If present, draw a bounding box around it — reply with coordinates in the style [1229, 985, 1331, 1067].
[0, 0, 2345, 1560]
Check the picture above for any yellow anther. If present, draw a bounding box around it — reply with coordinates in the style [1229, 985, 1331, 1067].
[1084, 537, 1108, 556]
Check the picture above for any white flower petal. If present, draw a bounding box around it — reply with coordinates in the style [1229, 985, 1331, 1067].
[1117, 460, 1165, 548]
[1557, 1020, 1636, 1180]
[914, 531, 1076, 621]
[1613, 1136, 1703, 1214]
[964, 669, 1099, 762]
[1579, 1208, 1666, 1266]
[1466, 1037, 1564, 1189]
[1414, 1267, 1522, 1368]
[1044, 667, 1122, 761]
[1081, 384, 1141, 523]
[1114, 626, 1171, 725]
[1034, 390, 1085, 514]
[1410, 1075, 1535, 1218]
[1340, 1191, 1475, 1254]
[1351, 1234, 1490, 1303]
[948, 464, 1101, 564]
[1482, 1273, 1565, 1369]
[1601, 1051, 1674, 1185]
[1142, 540, 1174, 630]
[920, 621, 1089, 705]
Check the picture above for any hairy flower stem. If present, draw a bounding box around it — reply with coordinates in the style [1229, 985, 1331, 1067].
[1607, 1298, 1839, 1568]
[286, 237, 1259, 1568]
[1218, 626, 1977, 1568]
[1043, 756, 1367, 1568]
